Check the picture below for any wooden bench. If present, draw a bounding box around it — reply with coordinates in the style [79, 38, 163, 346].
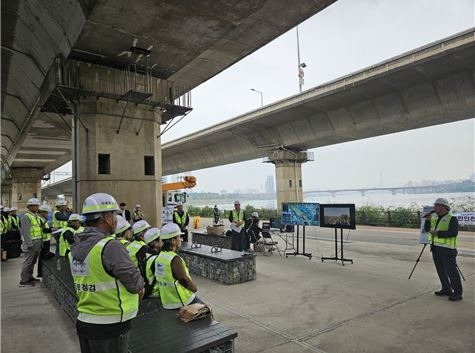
[179, 244, 256, 285]
[191, 230, 233, 250]
[42, 257, 238, 352]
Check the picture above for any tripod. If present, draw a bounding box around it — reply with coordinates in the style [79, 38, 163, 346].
[408, 244, 466, 281]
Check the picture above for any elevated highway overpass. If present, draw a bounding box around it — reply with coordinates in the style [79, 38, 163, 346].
[1, 0, 336, 219]
[39, 29, 475, 209]
[162, 29, 475, 174]
[160, 28, 475, 206]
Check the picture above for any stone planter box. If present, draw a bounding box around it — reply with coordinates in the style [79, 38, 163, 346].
[179, 244, 256, 285]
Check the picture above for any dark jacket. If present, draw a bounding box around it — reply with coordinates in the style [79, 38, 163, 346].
[71, 226, 144, 338]
[424, 213, 459, 238]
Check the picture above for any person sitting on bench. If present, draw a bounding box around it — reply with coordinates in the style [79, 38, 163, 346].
[155, 223, 203, 309]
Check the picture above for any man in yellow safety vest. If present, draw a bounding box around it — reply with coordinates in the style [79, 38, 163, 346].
[424, 197, 462, 301]
[19, 198, 43, 287]
[69, 192, 144, 353]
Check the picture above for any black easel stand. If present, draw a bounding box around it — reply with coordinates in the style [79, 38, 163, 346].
[285, 225, 312, 260]
[408, 244, 426, 279]
[321, 227, 353, 266]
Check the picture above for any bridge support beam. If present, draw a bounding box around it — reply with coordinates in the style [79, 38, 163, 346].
[11, 168, 44, 212]
[266, 149, 313, 210]
[75, 98, 163, 225]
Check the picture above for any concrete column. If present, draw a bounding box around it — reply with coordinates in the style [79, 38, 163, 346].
[1, 180, 12, 207]
[76, 97, 163, 226]
[266, 149, 313, 210]
[11, 168, 44, 212]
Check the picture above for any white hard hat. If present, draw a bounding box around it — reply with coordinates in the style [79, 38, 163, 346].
[251, 212, 259, 218]
[135, 204, 141, 208]
[39, 204, 51, 213]
[27, 198, 41, 206]
[69, 213, 82, 222]
[3, 207, 11, 212]
[434, 198, 450, 209]
[115, 215, 131, 234]
[160, 223, 181, 240]
[234, 200, 240, 205]
[144, 227, 161, 244]
[177, 202, 183, 207]
[11, 207, 17, 211]
[82, 193, 119, 215]
[132, 219, 150, 235]
[56, 199, 67, 206]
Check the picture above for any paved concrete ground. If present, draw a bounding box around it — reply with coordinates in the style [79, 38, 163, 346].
[2, 225, 474, 353]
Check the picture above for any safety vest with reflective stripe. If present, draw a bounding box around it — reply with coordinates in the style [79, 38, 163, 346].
[2, 216, 10, 234]
[9, 215, 20, 230]
[428, 213, 457, 249]
[52, 210, 68, 230]
[24, 212, 43, 240]
[77, 226, 85, 234]
[39, 216, 51, 241]
[145, 254, 160, 298]
[174, 211, 188, 225]
[155, 250, 195, 309]
[126, 240, 147, 267]
[232, 210, 244, 222]
[59, 227, 76, 256]
[69, 237, 139, 324]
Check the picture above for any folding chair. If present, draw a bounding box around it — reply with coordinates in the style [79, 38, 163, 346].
[259, 222, 281, 256]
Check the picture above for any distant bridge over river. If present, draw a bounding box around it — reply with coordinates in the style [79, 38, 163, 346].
[304, 181, 474, 197]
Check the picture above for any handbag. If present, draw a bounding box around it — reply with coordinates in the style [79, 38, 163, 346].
[177, 303, 213, 323]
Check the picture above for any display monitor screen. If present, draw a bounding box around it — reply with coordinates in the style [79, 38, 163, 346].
[319, 204, 356, 229]
[281, 203, 320, 226]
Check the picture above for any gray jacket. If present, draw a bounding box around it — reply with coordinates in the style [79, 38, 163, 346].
[70, 226, 144, 294]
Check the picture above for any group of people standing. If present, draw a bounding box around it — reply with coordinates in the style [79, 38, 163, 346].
[14, 193, 200, 353]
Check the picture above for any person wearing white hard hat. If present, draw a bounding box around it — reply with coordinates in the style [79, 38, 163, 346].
[423, 197, 462, 301]
[173, 203, 190, 242]
[9, 207, 20, 232]
[1, 207, 11, 238]
[154, 223, 203, 309]
[52, 197, 72, 254]
[229, 200, 246, 251]
[36, 204, 54, 277]
[58, 213, 82, 257]
[69, 193, 144, 353]
[142, 227, 162, 299]
[127, 219, 151, 276]
[115, 215, 133, 246]
[18, 198, 42, 287]
[52, 197, 72, 230]
[247, 212, 262, 252]
[133, 204, 144, 222]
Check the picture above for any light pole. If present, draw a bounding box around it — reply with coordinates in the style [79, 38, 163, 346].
[250, 88, 263, 107]
[296, 26, 306, 93]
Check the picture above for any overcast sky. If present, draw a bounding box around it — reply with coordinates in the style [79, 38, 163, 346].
[54, 0, 474, 192]
[158, 0, 475, 192]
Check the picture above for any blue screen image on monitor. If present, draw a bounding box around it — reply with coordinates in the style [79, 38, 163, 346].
[281, 203, 320, 226]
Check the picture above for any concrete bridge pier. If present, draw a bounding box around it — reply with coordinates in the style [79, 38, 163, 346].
[10, 168, 44, 211]
[266, 149, 313, 210]
[75, 98, 163, 225]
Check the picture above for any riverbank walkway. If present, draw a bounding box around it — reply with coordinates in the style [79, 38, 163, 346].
[2, 223, 474, 352]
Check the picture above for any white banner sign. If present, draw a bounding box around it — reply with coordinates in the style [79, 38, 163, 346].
[452, 212, 475, 226]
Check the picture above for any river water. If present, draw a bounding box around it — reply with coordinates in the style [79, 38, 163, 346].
[189, 191, 473, 210]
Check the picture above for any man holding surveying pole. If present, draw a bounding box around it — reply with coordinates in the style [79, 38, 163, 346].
[423, 198, 463, 301]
